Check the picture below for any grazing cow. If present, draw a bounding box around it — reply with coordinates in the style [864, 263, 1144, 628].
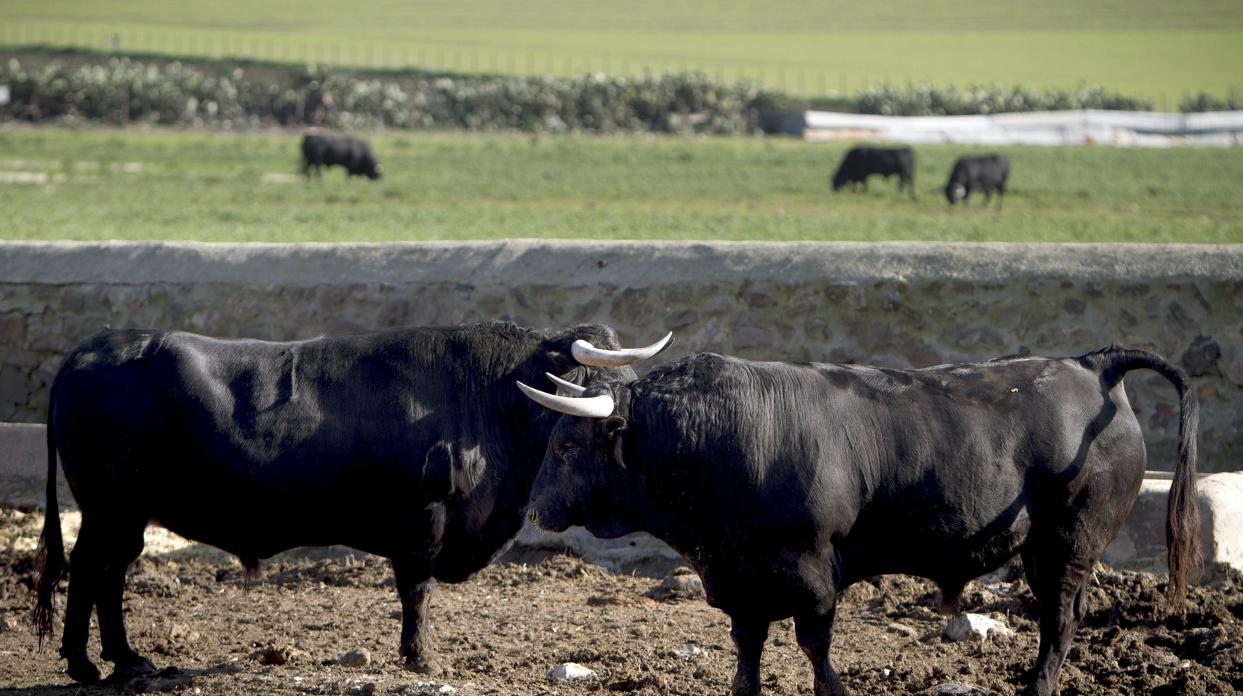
[33, 322, 671, 684]
[945, 153, 1009, 207]
[301, 132, 383, 180]
[519, 346, 1199, 696]
[831, 146, 916, 198]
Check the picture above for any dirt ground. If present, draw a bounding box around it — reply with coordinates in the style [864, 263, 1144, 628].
[0, 508, 1240, 696]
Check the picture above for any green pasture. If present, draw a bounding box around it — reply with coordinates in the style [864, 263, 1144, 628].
[1, 0, 1241, 102]
[0, 128, 1240, 243]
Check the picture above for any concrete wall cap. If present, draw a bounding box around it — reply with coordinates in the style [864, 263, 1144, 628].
[2, 241, 1242, 289]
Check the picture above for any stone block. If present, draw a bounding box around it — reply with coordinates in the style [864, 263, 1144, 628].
[0, 422, 71, 508]
[0, 311, 26, 348]
[942, 613, 1012, 642]
[1102, 472, 1243, 576]
[510, 522, 682, 576]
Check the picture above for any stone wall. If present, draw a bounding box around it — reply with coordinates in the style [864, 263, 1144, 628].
[1, 241, 1241, 472]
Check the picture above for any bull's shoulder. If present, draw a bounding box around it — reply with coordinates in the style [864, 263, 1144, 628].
[638, 352, 733, 388]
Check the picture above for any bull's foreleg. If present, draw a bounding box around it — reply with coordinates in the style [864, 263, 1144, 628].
[392, 558, 442, 675]
[796, 603, 847, 696]
[728, 615, 770, 696]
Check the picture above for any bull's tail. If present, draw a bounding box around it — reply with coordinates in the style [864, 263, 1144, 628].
[33, 389, 67, 643]
[1082, 347, 1200, 603]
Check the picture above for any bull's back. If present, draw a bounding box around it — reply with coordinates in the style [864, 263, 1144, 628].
[662, 356, 1139, 560]
[823, 357, 1141, 579]
[51, 330, 447, 545]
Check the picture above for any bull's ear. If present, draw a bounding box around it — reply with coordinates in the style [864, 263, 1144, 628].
[543, 348, 577, 374]
[604, 415, 627, 434]
[604, 415, 627, 469]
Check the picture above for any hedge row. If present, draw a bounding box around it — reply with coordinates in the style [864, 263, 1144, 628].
[0, 56, 782, 134]
[1179, 91, 1243, 114]
[1, 53, 1235, 133]
[848, 83, 1153, 116]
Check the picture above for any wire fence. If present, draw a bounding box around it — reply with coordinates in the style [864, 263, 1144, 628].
[0, 22, 911, 98]
[3, 22, 1239, 110]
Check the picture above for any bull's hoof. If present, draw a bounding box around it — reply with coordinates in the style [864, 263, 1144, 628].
[107, 654, 159, 682]
[66, 658, 102, 684]
[730, 674, 762, 696]
[403, 655, 446, 677]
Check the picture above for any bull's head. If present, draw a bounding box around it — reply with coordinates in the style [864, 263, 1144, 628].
[945, 182, 966, 205]
[516, 333, 671, 537]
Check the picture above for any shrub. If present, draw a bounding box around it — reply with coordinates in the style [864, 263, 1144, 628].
[1179, 90, 1243, 113]
[851, 83, 1153, 116]
[0, 56, 779, 134]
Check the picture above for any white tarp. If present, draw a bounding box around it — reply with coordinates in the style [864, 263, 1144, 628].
[802, 109, 1243, 147]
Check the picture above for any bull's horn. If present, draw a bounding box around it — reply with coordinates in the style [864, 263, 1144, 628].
[517, 381, 614, 418]
[546, 372, 587, 397]
[571, 332, 673, 367]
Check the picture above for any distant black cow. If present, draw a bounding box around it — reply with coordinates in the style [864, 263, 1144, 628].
[519, 346, 1199, 696]
[33, 322, 670, 684]
[301, 133, 383, 180]
[945, 153, 1009, 207]
[831, 146, 915, 198]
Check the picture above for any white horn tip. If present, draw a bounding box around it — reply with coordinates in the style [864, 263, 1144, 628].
[517, 380, 615, 418]
[571, 331, 675, 367]
[545, 372, 587, 396]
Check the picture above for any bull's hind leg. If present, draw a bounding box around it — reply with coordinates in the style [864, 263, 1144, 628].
[61, 513, 154, 683]
[728, 614, 770, 696]
[59, 518, 104, 683]
[795, 601, 848, 696]
[392, 557, 442, 675]
[1020, 544, 1093, 696]
[96, 518, 156, 680]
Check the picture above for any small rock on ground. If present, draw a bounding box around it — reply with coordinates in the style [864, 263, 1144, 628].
[548, 662, 597, 681]
[943, 613, 1013, 642]
[922, 681, 982, 695]
[339, 647, 372, 667]
[644, 568, 705, 601]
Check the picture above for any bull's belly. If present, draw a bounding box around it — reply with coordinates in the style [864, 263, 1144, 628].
[837, 504, 1033, 588]
[151, 491, 439, 563]
[682, 499, 1034, 620]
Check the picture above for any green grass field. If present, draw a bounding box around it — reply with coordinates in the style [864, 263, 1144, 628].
[1, 0, 1241, 102]
[1, 128, 1240, 243]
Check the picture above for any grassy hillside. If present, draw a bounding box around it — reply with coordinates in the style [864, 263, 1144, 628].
[0, 128, 1239, 243]
[1, 1, 1240, 102]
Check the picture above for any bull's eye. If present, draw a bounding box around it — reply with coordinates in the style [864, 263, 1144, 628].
[555, 441, 580, 459]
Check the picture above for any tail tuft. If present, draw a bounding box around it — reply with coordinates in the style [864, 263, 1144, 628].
[33, 410, 67, 643]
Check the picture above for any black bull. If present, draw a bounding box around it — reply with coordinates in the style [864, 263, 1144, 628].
[945, 153, 1009, 207]
[33, 321, 652, 684]
[521, 347, 1200, 696]
[301, 132, 382, 180]
[830, 146, 916, 199]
